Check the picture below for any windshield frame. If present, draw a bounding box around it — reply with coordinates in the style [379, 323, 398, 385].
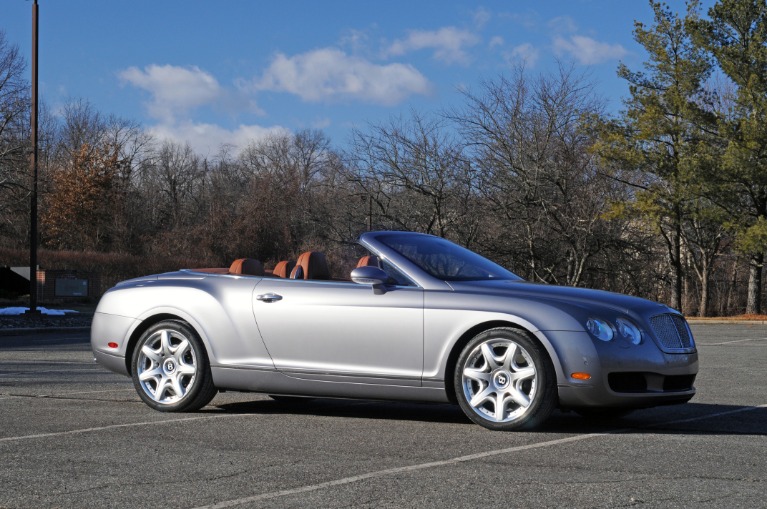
[371, 232, 522, 282]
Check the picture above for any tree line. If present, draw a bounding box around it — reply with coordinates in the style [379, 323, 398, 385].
[1, 0, 766, 316]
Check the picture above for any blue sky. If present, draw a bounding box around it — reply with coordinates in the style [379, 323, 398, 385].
[2, 0, 711, 156]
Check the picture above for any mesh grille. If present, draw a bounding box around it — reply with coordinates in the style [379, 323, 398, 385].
[650, 314, 695, 352]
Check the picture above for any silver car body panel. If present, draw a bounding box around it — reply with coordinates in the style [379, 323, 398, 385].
[91, 231, 698, 409]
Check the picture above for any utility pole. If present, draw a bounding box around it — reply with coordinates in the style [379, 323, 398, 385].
[27, 0, 40, 314]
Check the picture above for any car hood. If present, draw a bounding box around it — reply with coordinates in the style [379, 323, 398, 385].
[448, 279, 671, 318]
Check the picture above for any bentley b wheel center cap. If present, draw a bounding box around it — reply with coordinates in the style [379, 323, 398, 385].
[493, 371, 511, 390]
[163, 359, 176, 374]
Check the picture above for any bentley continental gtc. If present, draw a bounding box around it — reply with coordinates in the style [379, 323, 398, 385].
[91, 231, 698, 431]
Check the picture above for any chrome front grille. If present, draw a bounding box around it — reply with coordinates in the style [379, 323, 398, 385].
[649, 314, 695, 352]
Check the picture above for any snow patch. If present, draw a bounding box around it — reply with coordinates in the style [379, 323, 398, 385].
[0, 307, 79, 316]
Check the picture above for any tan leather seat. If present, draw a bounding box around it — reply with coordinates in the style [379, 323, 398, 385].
[272, 260, 296, 278]
[356, 255, 381, 268]
[290, 251, 330, 280]
[229, 258, 264, 276]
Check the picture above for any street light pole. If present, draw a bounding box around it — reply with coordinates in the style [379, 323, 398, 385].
[27, 0, 39, 314]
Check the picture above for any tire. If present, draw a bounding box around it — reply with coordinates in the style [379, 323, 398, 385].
[131, 320, 217, 412]
[454, 328, 557, 431]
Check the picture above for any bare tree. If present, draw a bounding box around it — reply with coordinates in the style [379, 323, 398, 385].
[452, 64, 617, 286]
[346, 112, 478, 244]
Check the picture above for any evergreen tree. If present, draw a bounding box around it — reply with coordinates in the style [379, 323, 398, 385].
[691, 0, 767, 314]
[595, 1, 717, 312]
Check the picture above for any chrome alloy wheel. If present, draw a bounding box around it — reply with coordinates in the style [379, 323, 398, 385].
[461, 338, 538, 423]
[136, 328, 198, 405]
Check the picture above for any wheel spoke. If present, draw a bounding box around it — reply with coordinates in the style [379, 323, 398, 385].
[141, 345, 161, 363]
[172, 338, 190, 359]
[512, 367, 536, 382]
[480, 343, 501, 370]
[154, 377, 171, 401]
[171, 375, 186, 398]
[160, 330, 173, 357]
[139, 366, 162, 382]
[463, 367, 491, 383]
[177, 363, 196, 376]
[502, 343, 519, 371]
[494, 393, 507, 421]
[509, 387, 531, 408]
[469, 386, 495, 408]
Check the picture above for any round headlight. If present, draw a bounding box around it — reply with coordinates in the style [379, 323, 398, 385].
[616, 318, 642, 345]
[586, 318, 614, 342]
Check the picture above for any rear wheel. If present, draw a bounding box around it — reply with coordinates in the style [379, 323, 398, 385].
[454, 328, 556, 431]
[131, 320, 217, 412]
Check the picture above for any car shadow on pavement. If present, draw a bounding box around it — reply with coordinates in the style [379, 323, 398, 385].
[212, 398, 767, 435]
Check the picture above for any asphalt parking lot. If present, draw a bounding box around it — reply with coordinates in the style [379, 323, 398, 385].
[0, 324, 765, 509]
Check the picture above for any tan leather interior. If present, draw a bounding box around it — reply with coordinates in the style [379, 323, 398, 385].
[356, 255, 381, 268]
[290, 251, 330, 280]
[272, 260, 296, 278]
[228, 258, 264, 276]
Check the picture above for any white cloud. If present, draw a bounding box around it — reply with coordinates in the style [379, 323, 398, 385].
[489, 36, 505, 49]
[548, 16, 578, 34]
[508, 43, 540, 66]
[119, 65, 223, 122]
[148, 121, 289, 156]
[473, 8, 492, 29]
[553, 35, 628, 65]
[385, 27, 479, 65]
[254, 48, 432, 105]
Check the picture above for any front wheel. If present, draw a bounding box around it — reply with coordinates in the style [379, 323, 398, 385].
[454, 328, 556, 431]
[131, 320, 217, 412]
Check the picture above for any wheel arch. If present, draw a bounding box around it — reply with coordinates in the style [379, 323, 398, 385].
[124, 313, 192, 375]
[442, 320, 563, 404]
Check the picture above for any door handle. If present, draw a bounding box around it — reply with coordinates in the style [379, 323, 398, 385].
[256, 293, 283, 303]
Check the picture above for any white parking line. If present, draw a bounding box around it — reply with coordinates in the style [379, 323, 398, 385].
[191, 403, 767, 509]
[0, 413, 249, 443]
[698, 337, 767, 346]
[0, 388, 136, 399]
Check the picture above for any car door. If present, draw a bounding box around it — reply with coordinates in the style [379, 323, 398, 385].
[252, 279, 424, 385]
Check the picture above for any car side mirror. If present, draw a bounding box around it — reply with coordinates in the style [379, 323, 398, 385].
[351, 266, 388, 294]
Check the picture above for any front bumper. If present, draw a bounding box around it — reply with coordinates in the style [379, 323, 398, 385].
[545, 329, 698, 409]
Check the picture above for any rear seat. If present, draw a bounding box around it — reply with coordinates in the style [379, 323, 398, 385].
[272, 260, 295, 278]
[229, 258, 264, 276]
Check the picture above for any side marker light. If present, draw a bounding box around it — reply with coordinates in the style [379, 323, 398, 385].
[571, 372, 592, 380]
[107, 342, 119, 349]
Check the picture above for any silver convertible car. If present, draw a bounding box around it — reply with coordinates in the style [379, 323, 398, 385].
[91, 231, 698, 431]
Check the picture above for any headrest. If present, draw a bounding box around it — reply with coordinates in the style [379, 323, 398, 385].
[356, 255, 381, 268]
[272, 260, 295, 278]
[229, 258, 264, 276]
[290, 251, 330, 280]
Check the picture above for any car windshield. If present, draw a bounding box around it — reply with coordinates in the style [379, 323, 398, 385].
[377, 234, 522, 282]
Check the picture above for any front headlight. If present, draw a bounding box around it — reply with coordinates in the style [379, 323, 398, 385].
[616, 318, 642, 345]
[586, 318, 614, 341]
